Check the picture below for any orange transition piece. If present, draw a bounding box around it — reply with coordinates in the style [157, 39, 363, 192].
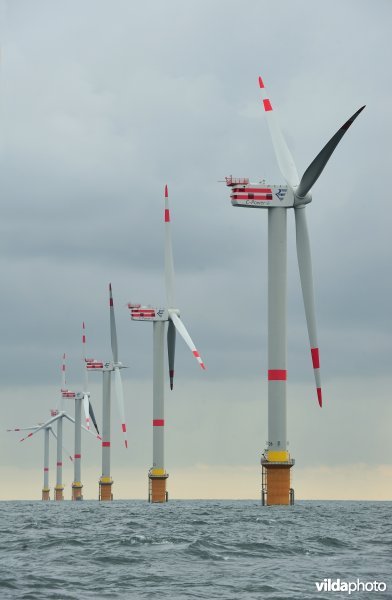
[54, 486, 64, 501]
[42, 489, 50, 501]
[149, 474, 169, 503]
[71, 483, 83, 501]
[263, 463, 294, 506]
[99, 479, 113, 501]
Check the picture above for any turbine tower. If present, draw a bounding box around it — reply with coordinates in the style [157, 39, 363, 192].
[86, 284, 128, 501]
[226, 76, 364, 506]
[129, 185, 205, 503]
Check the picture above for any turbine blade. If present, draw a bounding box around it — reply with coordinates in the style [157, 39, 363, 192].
[164, 184, 175, 308]
[295, 207, 322, 407]
[63, 413, 101, 440]
[109, 283, 118, 364]
[49, 428, 73, 462]
[7, 426, 40, 432]
[83, 393, 91, 430]
[258, 76, 299, 190]
[82, 321, 88, 393]
[169, 311, 205, 370]
[295, 105, 365, 199]
[167, 319, 176, 390]
[19, 415, 60, 442]
[60, 353, 66, 411]
[114, 368, 128, 449]
[89, 401, 100, 435]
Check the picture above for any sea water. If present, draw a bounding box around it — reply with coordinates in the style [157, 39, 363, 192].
[0, 500, 390, 599]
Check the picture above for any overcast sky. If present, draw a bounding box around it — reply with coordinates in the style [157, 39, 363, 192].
[1, 0, 391, 500]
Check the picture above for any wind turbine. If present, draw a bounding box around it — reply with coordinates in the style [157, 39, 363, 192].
[129, 185, 205, 503]
[225, 76, 364, 506]
[19, 354, 100, 500]
[7, 418, 73, 500]
[86, 284, 128, 501]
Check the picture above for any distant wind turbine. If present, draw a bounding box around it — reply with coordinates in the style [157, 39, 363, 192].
[86, 284, 128, 501]
[129, 185, 205, 503]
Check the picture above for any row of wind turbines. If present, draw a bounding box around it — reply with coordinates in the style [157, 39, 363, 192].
[8, 185, 206, 502]
[7, 76, 364, 504]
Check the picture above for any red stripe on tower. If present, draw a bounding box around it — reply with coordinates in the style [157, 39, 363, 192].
[44, 468, 49, 472]
[263, 99, 273, 112]
[268, 369, 287, 381]
[74, 454, 81, 459]
[102, 441, 110, 447]
[57, 462, 62, 467]
[153, 419, 164, 426]
[311, 348, 320, 369]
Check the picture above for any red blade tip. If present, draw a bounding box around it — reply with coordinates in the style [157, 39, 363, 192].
[258, 76, 265, 89]
[317, 388, 322, 408]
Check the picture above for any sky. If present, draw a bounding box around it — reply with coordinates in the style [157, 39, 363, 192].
[0, 0, 391, 500]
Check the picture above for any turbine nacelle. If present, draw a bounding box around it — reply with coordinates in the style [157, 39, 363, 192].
[128, 303, 168, 322]
[61, 389, 76, 399]
[227, 178, 294, 208]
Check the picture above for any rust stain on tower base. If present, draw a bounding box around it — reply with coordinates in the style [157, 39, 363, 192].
[54, 486, 64, 501]
[149, 474, 169, 503]
[72, 483, 83, 501]
[99, 480, 113, 501]
[261, 461, 294, 506]
[42, 489, 50, 501]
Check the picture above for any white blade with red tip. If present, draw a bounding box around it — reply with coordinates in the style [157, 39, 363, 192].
[164, 184, 175, 308]
[7, 426, 40, 432]
[109, 284, 128, 448]
[168, 311, 205, 370]
[82, 322, 90, 429]
[258, 76, 299, 190]
[19, 414, 62, 442]
[63, 413, 102, 441]
[83, 394, 91, 430]
[114, 368, 128, 449]
[295, 207, 322, 407]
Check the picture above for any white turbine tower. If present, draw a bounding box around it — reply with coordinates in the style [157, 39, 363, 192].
[86, 284, 129, 501]
[129, 185, 205, 503]
[226, 76, 364, 506]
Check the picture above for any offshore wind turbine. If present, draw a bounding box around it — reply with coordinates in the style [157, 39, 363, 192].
[86, 284, 128, 501]
[7, 421, 73, 500]
[225, 76, 364, 505]
[19, 355, 100, 500]
[129, 185, 205, 503]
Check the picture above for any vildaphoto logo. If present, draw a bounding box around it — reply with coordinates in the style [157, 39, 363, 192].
[315, 579, 387, 594]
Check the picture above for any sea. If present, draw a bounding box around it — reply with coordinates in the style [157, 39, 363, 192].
[0, 500, 390, 599]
